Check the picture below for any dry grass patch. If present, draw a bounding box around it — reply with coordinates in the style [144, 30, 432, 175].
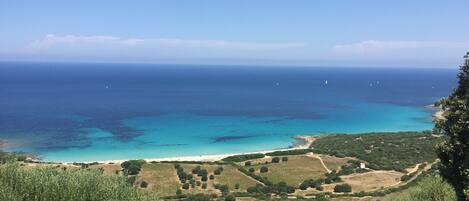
[137, 163, 181, 197]
[340, 170, 404, 192]
[214, 165, 259, 191]
[89, 164, 121, 176]
[250, 156, 328, 186]
[318, 154, 351, 171]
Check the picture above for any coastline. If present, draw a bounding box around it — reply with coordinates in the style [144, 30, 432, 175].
[64, 135, 317, 164]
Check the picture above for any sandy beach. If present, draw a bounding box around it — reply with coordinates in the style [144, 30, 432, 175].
[66, 135, 317, 165]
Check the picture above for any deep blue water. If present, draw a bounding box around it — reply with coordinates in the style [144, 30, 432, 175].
[0, 62, 458, 162]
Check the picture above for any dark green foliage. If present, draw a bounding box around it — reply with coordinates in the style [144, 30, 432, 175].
[324, 170, 341, 184]
[312, 131, 441, 171]
[224, 194, 236, 201]
[185, 193, 213, 201]
[214, 166, 223, 175]
[247, 182, 295, 194]
[260, 166, 269, 173]
[209, 174, 214, 180]
[435, 52, 469, 201]
[299, 179, 323, 190]
[121, 160, 146, 175]
[281, 157, 288, 162]
[249, 167, 255, 172]
[140, 181, 148, 188]
[271, 157, 280, 163]
[235, 183, 240, 189]
[216, 184, 230, 196]
[222, 153, 265, 162]
[265, 149, 312, 156]
[237, 167, 272, 185]
[202, 183, 208, 189]
[244, 161, 252, 166]
[183, 183, 190, 190]
[334, 184, 352, 193]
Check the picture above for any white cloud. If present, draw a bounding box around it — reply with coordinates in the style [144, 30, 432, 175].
[332, 40, 469, 58]
[30, 34, 305, 51]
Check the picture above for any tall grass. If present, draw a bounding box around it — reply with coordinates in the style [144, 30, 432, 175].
[0, 163, 158, 201]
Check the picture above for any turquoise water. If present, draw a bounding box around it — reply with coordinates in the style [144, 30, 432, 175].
[0, 62, 455, 162]
[43, 103, 434, 162]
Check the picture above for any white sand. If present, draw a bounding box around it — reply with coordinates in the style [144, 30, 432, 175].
[67, 135, 317, 165]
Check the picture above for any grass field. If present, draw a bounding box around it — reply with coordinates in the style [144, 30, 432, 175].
[247, 156, 328, 186]
[214, 165, 259, 191]
[318, 154, 351, 171]
[137, 163, 181, 197]
[340, 170, 404, 192]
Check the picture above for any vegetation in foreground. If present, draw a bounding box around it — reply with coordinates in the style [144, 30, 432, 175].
[390, 174, 455, 201]
[311, 131, 442, 171]
[0, 163, 157, 201]
[435, 52, 469, 201]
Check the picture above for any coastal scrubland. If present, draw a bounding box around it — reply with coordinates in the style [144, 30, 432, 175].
[0, 131, 449, 201]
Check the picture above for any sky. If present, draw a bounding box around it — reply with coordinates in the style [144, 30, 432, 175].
[0, 1, 468, 68]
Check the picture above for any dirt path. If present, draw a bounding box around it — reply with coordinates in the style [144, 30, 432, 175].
[306, 153, 331, 173]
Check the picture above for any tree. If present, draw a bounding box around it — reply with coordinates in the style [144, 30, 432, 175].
[334, 184, 351, 193]
[249, 168, 255, 172]
[435, 52, 469, 201]
[140, 181, 148, 188]
[272, 157, 280, 163]
[260, 166, 269, 173]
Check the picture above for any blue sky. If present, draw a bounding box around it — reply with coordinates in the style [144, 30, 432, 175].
[0, 1, 468, 67]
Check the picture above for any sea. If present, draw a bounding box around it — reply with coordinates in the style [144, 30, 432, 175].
[0, 62, 458, 162]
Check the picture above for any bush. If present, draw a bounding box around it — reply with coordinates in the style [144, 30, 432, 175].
[225, 194, 236, 201]
[222, 153, 265, 162]
[392, 175, 456, 201]
[282, 157, 288, 162]
[140, 181, 148, 188]
[214, 169, 222, 175]
[265, 149, 312, 156]
[202, 183, 208, 189]
[260, 166, 269, 173]
[209, 175, 215, 180]
[235, 183, 240, 190]
[249, 168, 255, 172]
[272, 157, 280, 163]
[334, 184, 352, 193]
[245, 161, 252, 166]
[182, 183, 190, 190]
[121, 160, 146, 175]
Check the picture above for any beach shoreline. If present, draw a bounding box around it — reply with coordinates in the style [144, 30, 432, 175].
[63, 135, 317, 164]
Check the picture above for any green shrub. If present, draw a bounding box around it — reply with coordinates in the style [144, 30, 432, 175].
[140, 181, 148, 188]
[272, 157, 280, 163]
[260, 166, 269, 173]
[334, 184, 352, 193]
[311, 132, 441, 171]
[121, 160, 146, 175]
[222, 153, 265, 162]
[265, 149, 312, 156]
